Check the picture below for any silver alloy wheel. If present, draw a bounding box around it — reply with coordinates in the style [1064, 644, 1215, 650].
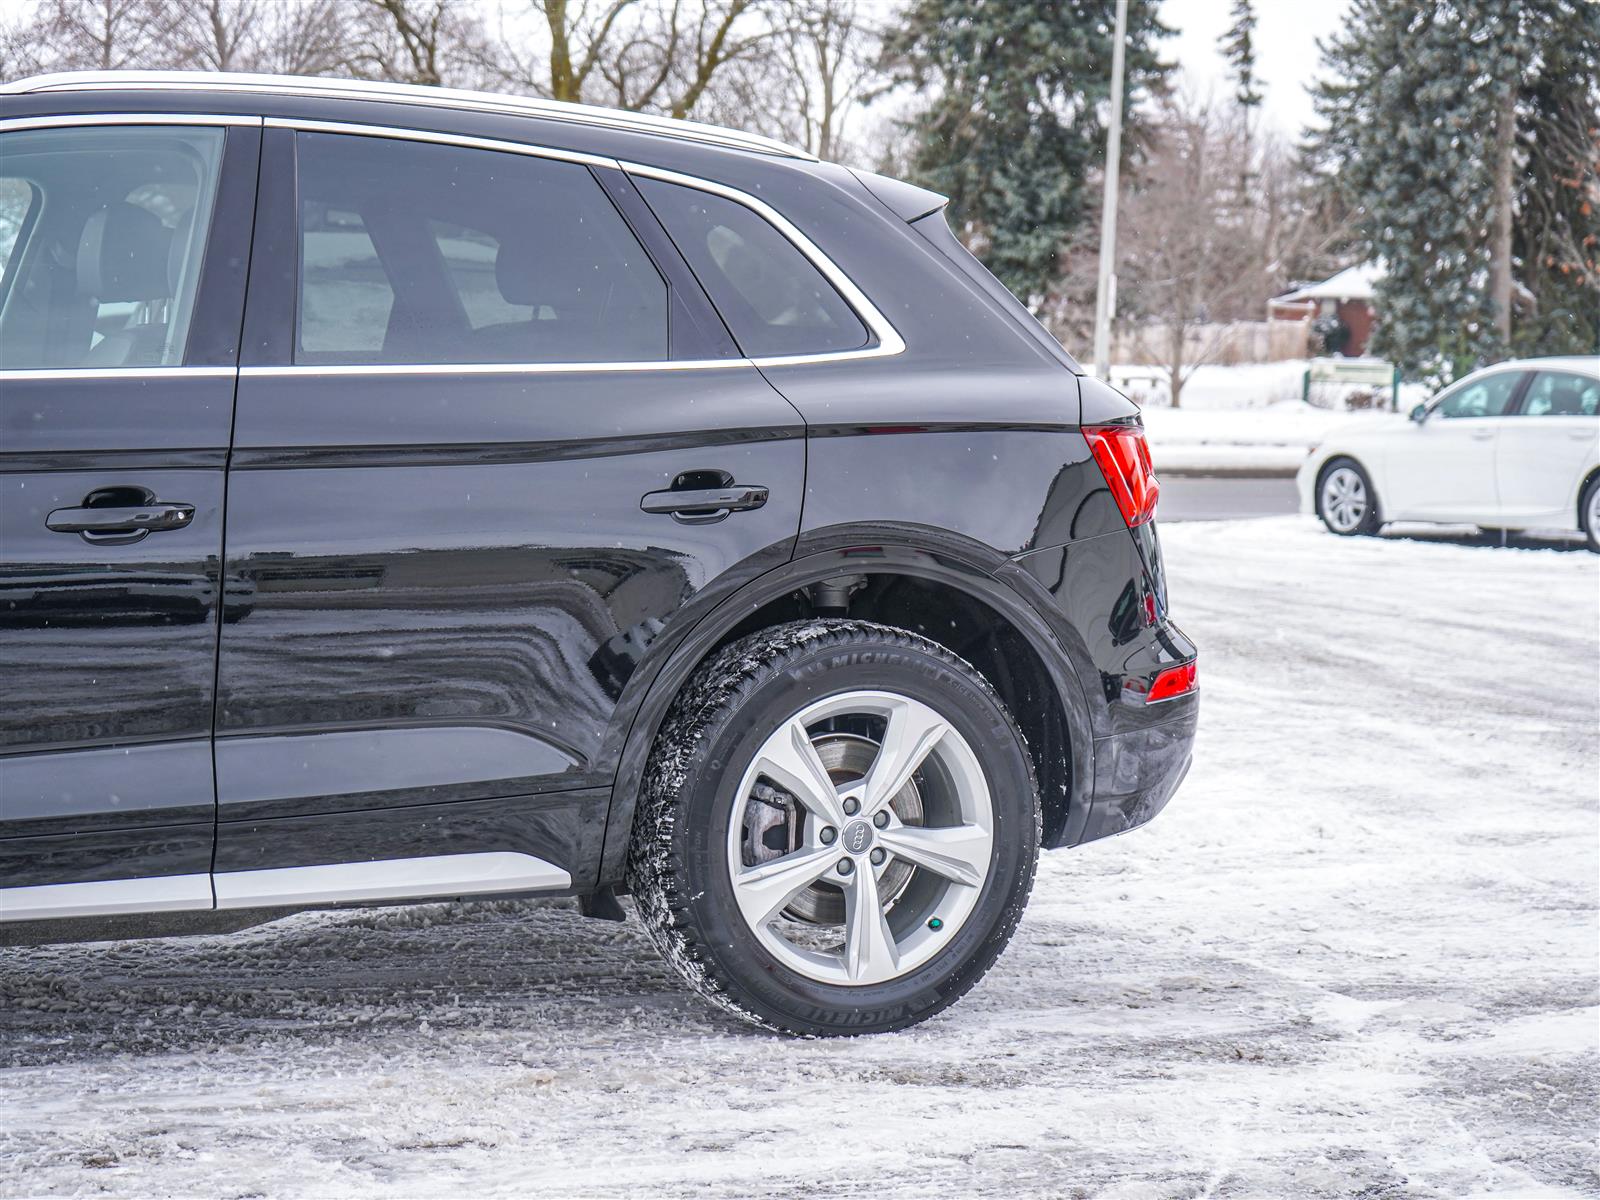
[1321, 465, 1368, 533]
[726, 690, 995, 987]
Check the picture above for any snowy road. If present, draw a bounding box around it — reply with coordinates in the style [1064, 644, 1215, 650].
[3, 517, 1596, 1198]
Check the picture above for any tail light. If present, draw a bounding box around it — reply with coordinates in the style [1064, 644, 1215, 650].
[1146, 661, 1197, 703]
[1084, 423, 1159, 527]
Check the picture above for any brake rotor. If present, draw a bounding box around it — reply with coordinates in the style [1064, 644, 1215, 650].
[782, 732, 923, 926]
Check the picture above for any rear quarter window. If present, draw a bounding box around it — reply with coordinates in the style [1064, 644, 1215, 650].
[636, 177, 868, 358]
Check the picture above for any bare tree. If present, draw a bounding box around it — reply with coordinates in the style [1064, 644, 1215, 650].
[705, 0, 877, 158]
[1116, 93, 1330, 406]
[28, 0, 187, 70]
[347, 0, 497, 87]
[497, 0, 776, 119]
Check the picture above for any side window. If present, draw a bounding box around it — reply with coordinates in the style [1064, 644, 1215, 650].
[635, 177, 869, 358]
[0, 126, 223, 370]
[1434, 371, 1522, 419]
[294, 133, 668, 365]
[1519, 371, 1599, 417]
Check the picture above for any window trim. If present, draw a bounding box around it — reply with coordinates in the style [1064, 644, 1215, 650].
[0, 112, 906, 377]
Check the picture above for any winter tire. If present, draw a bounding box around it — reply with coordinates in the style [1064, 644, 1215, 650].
[1581, 475, 1600, 553]
[1317, 457, 1381, 536]
[627, 619, 1040, 1036]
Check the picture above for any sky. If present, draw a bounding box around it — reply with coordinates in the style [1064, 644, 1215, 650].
[1157, 0, 1354, 135]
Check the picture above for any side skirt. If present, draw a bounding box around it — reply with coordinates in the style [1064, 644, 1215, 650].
[0, 851, 571, 924]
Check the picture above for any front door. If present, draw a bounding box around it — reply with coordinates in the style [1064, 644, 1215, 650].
[1384, 370, 1526, 522]
[212, 126, 804, 896]
[0, 118, 257, 915]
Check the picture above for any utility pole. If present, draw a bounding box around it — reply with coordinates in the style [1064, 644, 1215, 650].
[1092, 0, 1128, 381]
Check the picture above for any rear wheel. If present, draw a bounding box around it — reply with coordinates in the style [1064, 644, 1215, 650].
[627, 619, 1039, 1036]
[1317, 458, 1381, 536]
[1581, 475, 1600, 553]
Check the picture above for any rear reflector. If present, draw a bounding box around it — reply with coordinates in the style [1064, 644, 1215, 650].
[1146, 661, 1197, 704]
[1083, 424, 1159, 526]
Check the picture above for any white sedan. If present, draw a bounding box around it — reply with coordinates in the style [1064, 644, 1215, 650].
[1298, 356, 1600, 551]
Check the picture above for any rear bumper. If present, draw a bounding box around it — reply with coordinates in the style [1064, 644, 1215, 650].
[1065, 704, 1197, 847]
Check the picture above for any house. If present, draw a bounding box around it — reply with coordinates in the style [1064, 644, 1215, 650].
[1269, 264, 1382, 357]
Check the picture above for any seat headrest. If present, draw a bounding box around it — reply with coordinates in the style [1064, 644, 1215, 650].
[76, 202, 173, 302]
[1546, 385, 1583, 415]
[494, 232, 591, 310]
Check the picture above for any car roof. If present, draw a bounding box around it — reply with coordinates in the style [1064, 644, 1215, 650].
[1488, 356, 1600, 378]
[0, 70, 818, 163]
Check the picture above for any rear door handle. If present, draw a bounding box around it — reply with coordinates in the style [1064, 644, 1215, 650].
[47, 502, 195, 539]
[1469, 429, 1496, 440]
[640, 484, 768, 523]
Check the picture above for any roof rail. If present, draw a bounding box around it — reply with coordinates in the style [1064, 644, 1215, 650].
[1, 70, 818, 162]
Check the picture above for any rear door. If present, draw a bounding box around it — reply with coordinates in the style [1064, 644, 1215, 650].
[1496, 370, 1600, 527]
[1383, 370, 1525, 522]
[212, 125, 803, 897]
[0, 116, 257, 914]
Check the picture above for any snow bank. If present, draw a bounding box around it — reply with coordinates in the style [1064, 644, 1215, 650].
[1111, 362, 1429, 474]
[1, 518, 1595, 1198]
[1143, 398, 1406, 475]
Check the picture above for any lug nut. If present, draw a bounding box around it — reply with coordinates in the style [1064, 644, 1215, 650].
[819, 826, 837, 845]
[872, 810, 890, 829]
[869, 848, 886, 866]
[843, 797, 860, 816]
[836, 858, 854, 876]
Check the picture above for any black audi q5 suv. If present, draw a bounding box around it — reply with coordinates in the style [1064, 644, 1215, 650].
[0, 72, 1197, 1035]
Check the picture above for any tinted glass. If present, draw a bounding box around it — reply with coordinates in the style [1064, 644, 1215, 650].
[0, 126, 223, 370]
[637, 177, 868, 357]
[295, 133, 667, 365]
[1434, 371, 1522, 418]
[1519, 370, 1599, 417]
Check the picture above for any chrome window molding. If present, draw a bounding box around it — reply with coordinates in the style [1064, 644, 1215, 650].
[0, 112, 262, 132]
[0, 366, 237, 381]
[265, 115, 616, 170]
[0, 116, 905, 373]
[240, 359, 750, 378]
[3, 70, 816, 161]
[623, 161, 908, 366]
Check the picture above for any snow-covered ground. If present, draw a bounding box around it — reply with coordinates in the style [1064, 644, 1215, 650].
[2, 518, 1596, 1199]
[1112, 362, 1430, 474]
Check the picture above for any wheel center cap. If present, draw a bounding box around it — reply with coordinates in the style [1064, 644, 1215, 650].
[842, 819, 874, 854]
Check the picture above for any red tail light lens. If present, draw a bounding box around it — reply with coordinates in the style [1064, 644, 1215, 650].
[1146, 661, 1197, 703]
[1084, 424, 1159, 526]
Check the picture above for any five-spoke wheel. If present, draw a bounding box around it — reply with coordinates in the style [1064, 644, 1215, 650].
[628, 620, 1039, 1036]
[728, 691, 994, 986]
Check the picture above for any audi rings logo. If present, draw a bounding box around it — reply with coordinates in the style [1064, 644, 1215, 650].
[843, 820, 873, 854]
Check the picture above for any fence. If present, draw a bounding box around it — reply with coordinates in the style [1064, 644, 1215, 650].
[1108, 319, 1311, 367]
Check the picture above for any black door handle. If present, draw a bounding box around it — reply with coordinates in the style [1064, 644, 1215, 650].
[640, 484, 768, 523]
[47, 502, 195, 542]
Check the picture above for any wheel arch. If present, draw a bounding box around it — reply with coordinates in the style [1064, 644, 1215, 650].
[1577, 464, 1600, 530]
[595, 529, 1094, 886]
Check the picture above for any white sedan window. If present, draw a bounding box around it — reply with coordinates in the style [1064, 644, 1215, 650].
[1434, 372, 1522, 418]
[1519, 371, 1599, 417]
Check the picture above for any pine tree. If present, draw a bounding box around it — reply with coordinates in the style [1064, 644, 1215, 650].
[1219, 0, 1262, 111]
[881, 0, 1173, 303]
[1309, 0, 1599, 380]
